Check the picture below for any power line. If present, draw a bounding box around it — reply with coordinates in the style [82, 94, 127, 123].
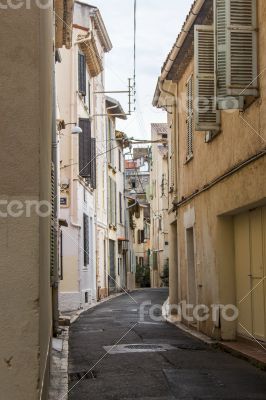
[133, 0, 137, 109]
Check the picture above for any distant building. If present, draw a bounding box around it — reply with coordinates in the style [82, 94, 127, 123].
[150, 123, 169, 288]
[125, 147, 151, 287]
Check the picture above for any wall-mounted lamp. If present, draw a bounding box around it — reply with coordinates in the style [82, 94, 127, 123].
[57, 120, 83, 134]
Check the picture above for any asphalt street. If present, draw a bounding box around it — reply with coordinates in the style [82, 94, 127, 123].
[68, 288, 266, 400]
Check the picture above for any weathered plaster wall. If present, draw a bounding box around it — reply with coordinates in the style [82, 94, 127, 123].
[0, 6, 53, 399]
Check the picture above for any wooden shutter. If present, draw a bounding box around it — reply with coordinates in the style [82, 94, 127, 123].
[90, 138, 97, 189]
[108, 177, 112, 225]
[83, 214, 89, 266]
[78, 53, 86, 96]
[79, 118, 91, 178]
[50, 162, 56, 281]
[112, 180, 117, 226]
[215, 0, 258, 98]
[186, 75, 193, 156]
[194, 25, 220, 132]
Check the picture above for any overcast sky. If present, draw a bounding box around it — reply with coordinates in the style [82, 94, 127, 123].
[90, 0, 193, 139]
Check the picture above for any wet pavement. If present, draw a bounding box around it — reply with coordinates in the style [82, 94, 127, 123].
[68, 288, 266, 399]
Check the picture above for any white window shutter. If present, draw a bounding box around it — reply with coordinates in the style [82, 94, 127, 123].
[215, 0, 258, 98]
[194, 25, 220, 132]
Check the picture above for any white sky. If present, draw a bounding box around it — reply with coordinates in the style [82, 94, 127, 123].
[90, 0, 193, 139]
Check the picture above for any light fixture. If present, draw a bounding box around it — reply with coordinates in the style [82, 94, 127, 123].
[71, 125, 82, 134]
[58, 121, 82, 134]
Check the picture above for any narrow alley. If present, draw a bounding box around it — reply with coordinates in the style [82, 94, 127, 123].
[68, 289, 266, 399]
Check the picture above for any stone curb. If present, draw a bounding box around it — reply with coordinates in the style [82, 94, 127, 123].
[162, 298, 218, 348]
[162, 298, 266, 370]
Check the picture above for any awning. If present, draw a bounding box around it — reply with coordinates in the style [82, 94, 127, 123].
[77, 33, 103, 78]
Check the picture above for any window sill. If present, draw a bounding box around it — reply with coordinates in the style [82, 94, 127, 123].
[205, 130, 221, 143]
[184, 153, 193, 164]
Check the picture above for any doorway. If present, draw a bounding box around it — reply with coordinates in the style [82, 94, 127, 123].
[234, 207, 266, 341]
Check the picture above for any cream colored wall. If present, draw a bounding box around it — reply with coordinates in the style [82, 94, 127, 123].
[150, 126, 169, 287]
[172, 0, 266, 339]
[0, 6, 53, 399]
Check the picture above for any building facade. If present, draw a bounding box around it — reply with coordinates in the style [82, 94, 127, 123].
[150, 123, 169, 288]
[0, 2, 74, 398]
[56, 1, 112, 311]
[154, 0, 266, 342]
[106, 98, 129, 294]
[125, 149, 151, 288]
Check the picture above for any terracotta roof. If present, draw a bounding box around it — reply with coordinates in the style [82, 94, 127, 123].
[151, 123, 168, 134]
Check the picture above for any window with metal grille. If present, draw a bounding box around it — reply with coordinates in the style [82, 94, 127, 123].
[186, 75, 193, 159]
[78, 52, 86, 96]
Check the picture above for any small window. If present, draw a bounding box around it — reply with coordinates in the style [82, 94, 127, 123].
[85, 292, 89, 303]
[78, 52, 86, 96]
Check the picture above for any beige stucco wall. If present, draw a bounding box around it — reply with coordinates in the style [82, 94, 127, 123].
[0, 6, 53, 399]
[165, 0, 266, 339]
[150, 125, 169, 287]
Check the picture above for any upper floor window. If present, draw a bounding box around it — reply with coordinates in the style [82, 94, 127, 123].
[194, 0, 258, 135]
[186, 75, 193, 160]
[78, 52, 86, 97]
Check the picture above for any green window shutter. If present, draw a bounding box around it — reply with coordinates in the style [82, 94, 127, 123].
[194, 25, 220, 132]
[50, 162, 56, 280]
[90, 138, 97, 189]
[78, 53, 86, 96]
[79, 118, 91, 178]
[83, 214, 89, 266]
[215, 0, 258, 98]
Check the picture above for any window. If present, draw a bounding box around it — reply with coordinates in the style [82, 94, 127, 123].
[87, 81, 91, 114]
[79, 119, 96, 189]
[85, 292, 89, 303]
[118, 258, 121, 275]
[78, 52, 86, 96]
[194, 25, 220, 131]
[186, 75, 193, 159]
[108, 177, 117, 226]
[119, 192, 123, 224]
[215, 0, 258, 99]
[137, 229, 145, 244]
[107, 117, 114, 166]
[118, 149, 122, 171]
[83, 214, 89, 266]
[131, 178, 136, 189]
[193, 1, 258, 120]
